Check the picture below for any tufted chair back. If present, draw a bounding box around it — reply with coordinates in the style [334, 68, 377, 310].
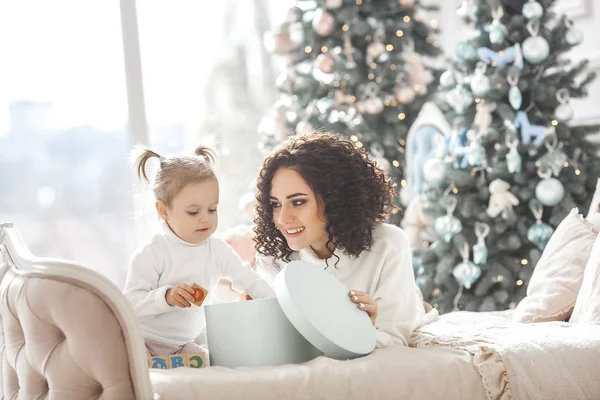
[0, 223, 155, 400]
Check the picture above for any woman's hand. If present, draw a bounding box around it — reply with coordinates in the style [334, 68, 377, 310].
[349, 290, 378, 326]
[165, 284, 195, 308]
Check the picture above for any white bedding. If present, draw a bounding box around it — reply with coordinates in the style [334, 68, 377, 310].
[411, 310, 600, 400]
[150, 344, 484, 400]
[150, 310, 600, 400]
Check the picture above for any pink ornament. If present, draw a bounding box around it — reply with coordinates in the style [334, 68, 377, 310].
[296, 120, 314, 135]
[413, 8, 425, 22]
[257, 105, 288, 141]
[315, 53, 335, 74]
[374, 155, 391, 172]
[264, 23, 295, 56]
[395, 86, 416, 104]
[408, 56, 434, 91]
[365, 97, 384, 114]
[399, 0, 415, 7]
[367, 42, 386, 61]
[356, 101, 367, 114]
[326, 0, 344, 9]
[312, 9, 336, 37]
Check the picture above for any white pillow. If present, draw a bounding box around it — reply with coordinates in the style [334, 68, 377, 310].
[586, 178, 600, 233]
[514, 208, 597, 323]
[570, 234, 600, 324]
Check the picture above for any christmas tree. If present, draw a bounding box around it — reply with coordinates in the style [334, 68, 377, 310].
[259, 0, 442, 223]
[409, 0, 600, 314]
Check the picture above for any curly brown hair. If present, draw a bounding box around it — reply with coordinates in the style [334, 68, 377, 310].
[254, 131, 397, 262]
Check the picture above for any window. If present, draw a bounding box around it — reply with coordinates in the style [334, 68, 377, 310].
[0, 0, 290, 286]
[0, 1, 132, 286]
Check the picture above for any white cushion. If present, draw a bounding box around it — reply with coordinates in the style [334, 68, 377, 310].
[514, 208, 597, 323]
[570, 234, 600, 324]
[586, 178, 600, 233]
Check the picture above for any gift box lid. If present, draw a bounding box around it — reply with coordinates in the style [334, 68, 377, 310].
[274, 260, 376, 360]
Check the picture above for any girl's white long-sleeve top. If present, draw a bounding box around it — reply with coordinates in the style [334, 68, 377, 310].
[255, 223, 435, 348]
[124, 222, 275, 346]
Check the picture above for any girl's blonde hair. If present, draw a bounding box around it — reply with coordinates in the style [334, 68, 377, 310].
[133, 145, 216, 207]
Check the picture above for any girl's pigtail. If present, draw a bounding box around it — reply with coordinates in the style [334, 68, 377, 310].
[132, 147, 162, 183]
[194, 145, 216, 165]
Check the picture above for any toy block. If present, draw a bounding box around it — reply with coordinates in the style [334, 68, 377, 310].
[148, 356, 168, 369]
[184, 353, 206, 368]
[167, 354, 186, 369]
[191, 283, 209, 307]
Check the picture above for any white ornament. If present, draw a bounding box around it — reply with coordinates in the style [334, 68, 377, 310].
[457, 0, 478, 20]
[523, 36, 549, 64]
[326, 0, 344, 9]
[470, 63, 491, 97]
[565, 27, 584, 46]
[554, 88, 574, 122]
[473, 101, 496, 135]
[446, 85, 474, 115]
[440, 70, 456, 88]
[522, 0, 543, 21]
[423, 158, 446, 186]
[395, 86, 416, 104]
[523, 22, 549, 64]
[535, 168, 565, 207]
[487, 179, 520, 219]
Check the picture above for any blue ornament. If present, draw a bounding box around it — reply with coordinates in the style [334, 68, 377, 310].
[477, 45, 523, 70]
[446, 85, 474, 115]
[473, 222, 490, 265]
[455, 40, 478, 62]
[446, 129, 469, 169]
[453, 260, 481, 289]
[507, 68, 523, 110]
[435, 196, 462, 243]
[456, 0, 478, 21]
[522, 0, 543, 21]
[506, 140, 522, 174]
[423, 158, 446, 187]
[527, 199, 554, 250]
[467, 139, 484, 166]
[440, 70, 456, 88]
[522, 36, 549, 64]
[535, 143, 568, 177]
[527, 221, 554, 249]
[435, 215, 463, 243]
[485, 19, 506, 45]
[470, 73, 491, 97]
[513, 111, 548, 147]
[535, 177, 565, 207]
[565, 27, 584, 46]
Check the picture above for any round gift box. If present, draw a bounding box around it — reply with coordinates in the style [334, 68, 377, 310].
[205, 260, 376, 367]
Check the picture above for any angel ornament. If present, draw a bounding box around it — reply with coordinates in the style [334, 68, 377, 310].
[486, 179, 520, 219]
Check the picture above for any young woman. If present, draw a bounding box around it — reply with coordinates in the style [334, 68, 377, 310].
[253, 132, 435, 348]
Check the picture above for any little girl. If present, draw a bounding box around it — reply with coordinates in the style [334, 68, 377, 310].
[124, 145, 275, 357]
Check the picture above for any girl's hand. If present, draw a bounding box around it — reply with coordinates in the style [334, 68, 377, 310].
[349, 290, 378, 326]
[166, 284, 195, 308]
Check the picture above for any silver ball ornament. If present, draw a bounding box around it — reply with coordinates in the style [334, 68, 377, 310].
[535, 178, 565, 207]
[423, 158, 446, 186]
[522, 1, 543, 20]
[522, 36, 550, 64]
[554, 103, 574, 122]
[470, 74, 491, 97]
